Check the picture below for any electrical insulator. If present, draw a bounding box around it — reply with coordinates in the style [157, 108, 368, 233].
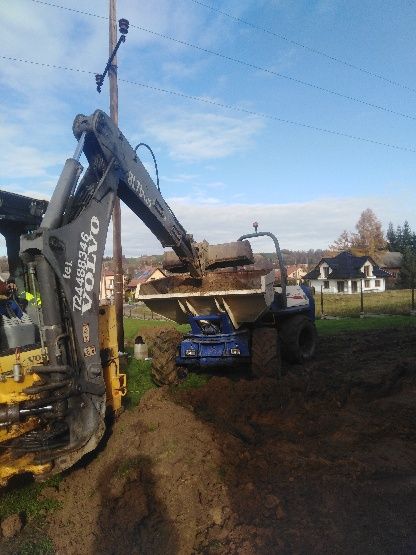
[119, 18, 129, 35]
[95, 74, 103, 92]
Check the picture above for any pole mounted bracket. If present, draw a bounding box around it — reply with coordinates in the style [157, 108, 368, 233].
[95, 18, 129, 93]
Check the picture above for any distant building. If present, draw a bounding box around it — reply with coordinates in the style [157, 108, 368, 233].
[126, 267, 166, 299]
[276, 264, 308, 285]
[304, 251, 391, 294]
[374, 251, 403, 288]
[99, 269, 127, 301]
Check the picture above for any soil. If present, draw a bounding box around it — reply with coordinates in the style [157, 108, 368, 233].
[140, 270, 268, 295]
[4, 326, 416, 554]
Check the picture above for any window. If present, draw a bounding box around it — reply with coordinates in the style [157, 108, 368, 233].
[375, 279, 380, 287]
[364, 265, 370, 277]
[324, 281, 329, 289]
[337, 281, 345, 293]
[364, 279, 370, 288]
[323, 267, 329, 278]
[351, 281, 358, 293]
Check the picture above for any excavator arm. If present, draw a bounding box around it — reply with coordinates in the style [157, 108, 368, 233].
[72, 110, 203, 277]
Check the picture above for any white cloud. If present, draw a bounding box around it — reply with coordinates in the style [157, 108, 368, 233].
[145, 111, 264, 162]
[161, 173, 200, 183]
[104, 194, 412, 257]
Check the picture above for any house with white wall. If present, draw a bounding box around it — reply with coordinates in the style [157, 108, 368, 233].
[99, 269, 127, 301]
[304, 251, 391, 294]
[126, 267, 166, 299]
[275, 264, 308, 285]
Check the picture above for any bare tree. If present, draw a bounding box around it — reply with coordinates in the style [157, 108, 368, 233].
[328, 230, 352, 253]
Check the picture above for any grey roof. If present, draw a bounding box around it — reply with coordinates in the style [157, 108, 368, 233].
[304, 251, 391, 280]
[376, 251, 403, 268]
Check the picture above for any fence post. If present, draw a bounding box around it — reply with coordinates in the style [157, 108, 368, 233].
[360, 279, 364, 316]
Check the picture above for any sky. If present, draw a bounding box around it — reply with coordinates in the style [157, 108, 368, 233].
[0, 0, 415, 256]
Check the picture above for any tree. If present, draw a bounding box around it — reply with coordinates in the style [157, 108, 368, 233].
[398, 247, 416, 289]
[328, 208, 385, 255]
[386, 222, 397, 251]
[328, 230, 352, 253]
[351, 208, 385, 254]
[386, 220, 416, 253]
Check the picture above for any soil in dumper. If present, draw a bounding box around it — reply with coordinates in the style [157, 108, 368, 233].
[141, 270, 268, 294]
[45, 326, 416, 555]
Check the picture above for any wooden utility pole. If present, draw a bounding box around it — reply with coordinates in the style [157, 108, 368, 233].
[109, 0, 124, 350]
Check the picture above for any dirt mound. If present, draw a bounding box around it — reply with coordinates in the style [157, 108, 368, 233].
[44, 326, 416, 554]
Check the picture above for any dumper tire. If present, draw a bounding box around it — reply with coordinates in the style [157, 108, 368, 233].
[251, 327, 281, 378]
[151, 328, 184, 386]
[279, 315, 317, 364]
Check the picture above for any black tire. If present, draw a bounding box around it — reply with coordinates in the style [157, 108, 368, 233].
[150, 328, 184, 386]
[279, 315, 317, 363]
[251, 327, 281, 378]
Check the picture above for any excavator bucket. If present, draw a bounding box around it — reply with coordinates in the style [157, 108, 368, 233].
[164, 240, 254, 273]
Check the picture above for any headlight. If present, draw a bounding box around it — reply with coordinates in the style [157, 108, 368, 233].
[230, 347, 240, 355]
[185, 348, 197, 356]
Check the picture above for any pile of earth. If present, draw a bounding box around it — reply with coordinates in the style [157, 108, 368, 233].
[3, 326, 416, 554]
[140, 270, 268, 295]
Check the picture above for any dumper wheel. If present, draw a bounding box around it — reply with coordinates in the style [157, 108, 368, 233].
[251, 327, 281, 378]
[279, 315, 317, 363]
[151, 328, 184, 386]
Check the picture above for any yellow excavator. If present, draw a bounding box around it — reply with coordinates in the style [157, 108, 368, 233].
[0, 110, 256, 484]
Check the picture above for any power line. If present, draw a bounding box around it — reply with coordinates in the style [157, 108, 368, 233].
[187, 0, 416, 94]
[1, 54, 415, 154]
[28, 0, 108, 21]
[26, 0, 416, 123]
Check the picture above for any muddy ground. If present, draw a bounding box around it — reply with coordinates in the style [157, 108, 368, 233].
[5, 326, 416, 554]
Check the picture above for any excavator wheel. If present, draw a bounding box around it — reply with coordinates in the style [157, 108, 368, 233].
[151, 328, 185, 386]
[279, 315, 317, 363]
[251, 327, 281, 378]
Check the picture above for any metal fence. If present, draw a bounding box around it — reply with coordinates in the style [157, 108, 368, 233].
[315, 287, 415, 318]
[123, 302, 168, 320]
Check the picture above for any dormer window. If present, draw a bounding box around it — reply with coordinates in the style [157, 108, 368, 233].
[323, 267, 329, 278]
[364, 265, 370, 277]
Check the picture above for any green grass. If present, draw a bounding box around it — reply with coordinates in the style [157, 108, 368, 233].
[314, 289, 414, 318]
[174, 371, 211, 390]
[0, 475, 62, 521]
[123, 354, 154, 408]
[316, 315, 416, 335]
[123, 318, 190, 343]
[18, 538, 54, 555]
